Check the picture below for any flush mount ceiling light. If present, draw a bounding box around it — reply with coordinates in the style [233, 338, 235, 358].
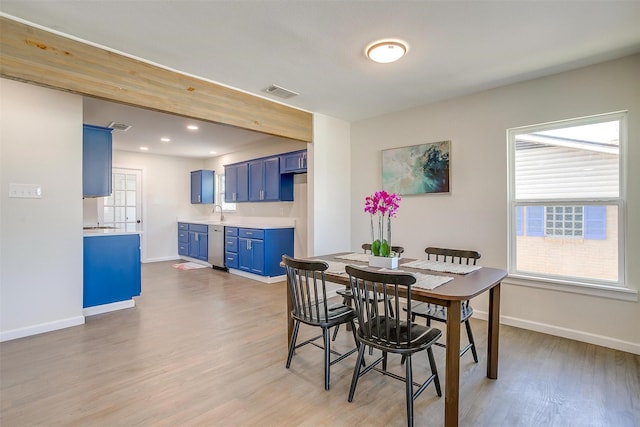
[366, 39, 408, 64]
[187, 125, 199, 130]
[160, 137, 171, 143]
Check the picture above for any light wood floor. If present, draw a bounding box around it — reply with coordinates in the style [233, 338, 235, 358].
[1, 261, 639, 426]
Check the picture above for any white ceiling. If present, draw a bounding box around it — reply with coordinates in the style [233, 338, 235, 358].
[2, 1, 640, 158]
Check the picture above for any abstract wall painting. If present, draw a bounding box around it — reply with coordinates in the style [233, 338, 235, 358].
[382, 140, 450, 195]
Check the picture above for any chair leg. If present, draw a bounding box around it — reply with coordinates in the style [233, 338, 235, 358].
[333, 294, 353, 342]
[348, 343, 367, 402]
[323, 327, 331, 390]
[286, 321, 300, 368]
[465, 319, 479, 363]
[331, 324, 340, 341]
[405, 354, 414, 427]
[427, 347, 442, 397]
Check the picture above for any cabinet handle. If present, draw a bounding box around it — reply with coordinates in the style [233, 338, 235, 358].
[247, 240, 251, 250]
[195, 233, 198, 241]
[198, 195, 201, 202]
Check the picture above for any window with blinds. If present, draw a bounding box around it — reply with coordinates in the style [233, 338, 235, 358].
[508, 112, 625, 286]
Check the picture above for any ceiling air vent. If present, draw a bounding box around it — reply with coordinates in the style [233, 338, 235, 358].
[262, 84, 299, 99]
[107, 121, 132, 131]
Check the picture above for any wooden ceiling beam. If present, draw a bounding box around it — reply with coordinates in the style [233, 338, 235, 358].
[0, 17, 313, 142]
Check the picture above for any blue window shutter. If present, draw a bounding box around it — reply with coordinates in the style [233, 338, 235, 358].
[526, 206, 544, 237]
[584, 206, 606, 240]
[515, 206, 523, 236]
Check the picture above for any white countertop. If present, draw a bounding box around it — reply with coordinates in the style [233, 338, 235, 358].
[177, 215, 296, 229]
[83, 229, 142, 237]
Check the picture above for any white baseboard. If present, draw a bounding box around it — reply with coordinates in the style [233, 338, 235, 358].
[228, 268, 285, 284]
[83, 299, 135, 317]
[473, 310, 640, 355]
[142, 255, 181, 263]
[0, 315, 85, 342]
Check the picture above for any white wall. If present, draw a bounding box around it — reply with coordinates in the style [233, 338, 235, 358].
[350, 54, 640, 353]
[311, 114, 351, 256]
[0, 79, 85, 341]
[111, 150, 207, 262]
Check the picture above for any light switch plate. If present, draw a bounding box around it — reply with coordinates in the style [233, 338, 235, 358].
[9, 183, 42, 198]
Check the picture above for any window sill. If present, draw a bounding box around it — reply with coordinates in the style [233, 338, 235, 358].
[504, 274, 638, 302]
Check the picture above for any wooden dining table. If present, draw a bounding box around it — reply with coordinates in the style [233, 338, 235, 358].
[284, 252, 508, 427]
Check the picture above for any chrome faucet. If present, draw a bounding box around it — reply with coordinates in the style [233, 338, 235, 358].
[212, 204, 224, 221]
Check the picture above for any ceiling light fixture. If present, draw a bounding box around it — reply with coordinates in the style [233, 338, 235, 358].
[366, 39, 408, 64]
[160, 137, 171, 142]
[187, 125, 199, 130]
[140, 146, 149, 151]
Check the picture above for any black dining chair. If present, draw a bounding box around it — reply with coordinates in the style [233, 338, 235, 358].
[402, 247, 481, 363]
[345, 265, 442, 427]
[332, 244, 405, 342]
[283, 255, 360, 390]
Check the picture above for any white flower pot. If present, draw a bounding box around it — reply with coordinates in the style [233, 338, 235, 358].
[369, 255, 399, 269]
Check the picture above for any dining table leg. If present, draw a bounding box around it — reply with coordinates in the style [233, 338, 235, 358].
[487, 283, 501, 379]
[444, 299, 461, 427]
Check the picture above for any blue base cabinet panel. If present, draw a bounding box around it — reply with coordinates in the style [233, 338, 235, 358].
[235, 227, 294, 277]
[178, 223, 208, 261]
[84, 234, 141, 308]
[178, 222, 189, 256]
[225, 227, 239, 269]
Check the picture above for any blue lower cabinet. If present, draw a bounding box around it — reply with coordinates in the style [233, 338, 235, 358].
[178, 222, 189, 256]
[83, 234, 141, 308]
[236, 227, 293, 277]
[188, 226, 208, 261]
[178, 223, 208, 261]
[225, 227, 239, 269]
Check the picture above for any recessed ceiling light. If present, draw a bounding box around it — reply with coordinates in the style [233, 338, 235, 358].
[160, 137, 171, 142]
[187, 125, 199, 130]
[140, 146, 149, 151]
[209, 151, 217, 155]
[366, 39, 408, 64]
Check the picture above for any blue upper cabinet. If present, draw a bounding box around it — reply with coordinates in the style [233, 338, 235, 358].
[248, 156, 293, 202]
[191, 170, 215, 204]
[226, 156, 293, 203]
[83, 124, 113, 197]
[225, 163, 248, 202]
[280, 149, 307, 174]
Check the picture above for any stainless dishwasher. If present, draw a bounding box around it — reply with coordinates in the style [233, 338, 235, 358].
[208, 224, 226, 270]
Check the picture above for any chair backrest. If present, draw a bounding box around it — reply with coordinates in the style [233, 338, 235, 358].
[362, 243, 405, 258]
[346, 265, 422, 349]
[282, 255, 331, 324]
[424, 247, 481, 265]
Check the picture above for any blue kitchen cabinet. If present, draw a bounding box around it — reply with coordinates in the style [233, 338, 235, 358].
[178, 222, 189, 256]
[224, 227, 239, 269]
[225, 163, 248, 202]
[187, 223, 208, 261]
[83, 234, 141, 308]
[280, 149, 307, 174]
[248, 156, 293, 202]
[237, 227, 293, 277]
[191, 170, 215, 204]
[83, 124, 113, 197]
